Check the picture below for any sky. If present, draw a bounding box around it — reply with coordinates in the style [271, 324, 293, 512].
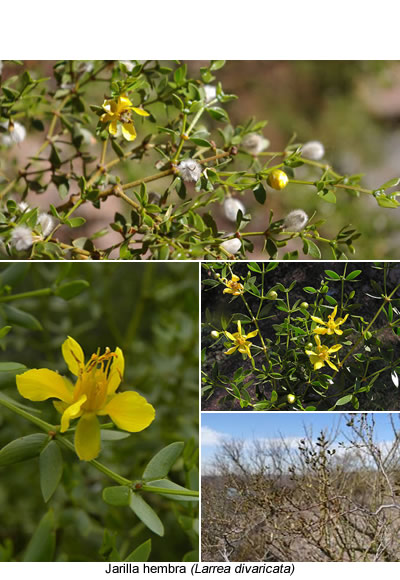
[201, 412, 400, 472]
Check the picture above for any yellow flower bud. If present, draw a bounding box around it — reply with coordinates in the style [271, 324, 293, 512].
[211, 330, 220, 339]
[267, 169, 289, 190]
[287, 394, 296, 404]
[266, 290, 278, 300]
[300, 302, 309, 309]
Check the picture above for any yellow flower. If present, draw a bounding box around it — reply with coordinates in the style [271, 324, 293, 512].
[311, 305, 349, 336]
[224, 320, 258, 358]
[16, 337, 155, 461]
[305, 335, 342, 371]
[100, 94, 149, 141]
[267, 169, 289, 190]
[222, 274, 244, 296]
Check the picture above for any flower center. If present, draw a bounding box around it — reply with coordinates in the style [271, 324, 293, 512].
[75, 349, 117, 412]
[119, 110, 132, 123]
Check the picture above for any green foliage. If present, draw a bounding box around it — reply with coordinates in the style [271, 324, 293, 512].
[202, 262, 400, 411]
[0, 60, 398, 260]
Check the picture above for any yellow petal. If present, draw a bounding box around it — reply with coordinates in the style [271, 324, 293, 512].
[334, 328, 343, 335]
[102, 391, 155, 432]
[107, 347, 125, 395]
[74, 413, 101, 461]
[60, 394, 87, 432]
[245, 330, 258, 339]
[224, 331, 235, 341]
[331, 305, 338, 318]
[53, 400, 69, 415]
[311, 316, 325, 325]
[231, 275, 239, 282]
[16, 369, 73, 403]
[62, 336, 85, 376]
[305, 349, 317, 356]
[121, 122, 137, 141]
[314, 327, 328, 335]
[223, 288, 233, 294]
[132, 107, 150, 117]
[328, 344, 342, 353]
[224, 346, 238, 355]
[108, 120, 118, 136]
[313, 360, 325, 370]
[119, 94, 133, 109]
[326, 359, 339, 371]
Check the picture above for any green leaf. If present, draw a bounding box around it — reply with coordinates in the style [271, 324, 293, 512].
[124, 539, 152, 562]
[336, 394, 353, 406]
[65, 217, 86, 228]
[346, 269, 362, 281]
[324, 270, 340, 280]
[190, 137, 212, 148]
[129, 493, 164, 536]
[379, 177, 400, 189]
[49, 145, 62, 169]
[303, 286, 316, 293]
[146, 479, 199, 502]
[304, 239, 321, 259]
[247, 262, 262, 273]
[101, 430, 131, 440]
[0, 361, 25, 372]
[103, 486, 131, 506]
[0, 433, 48, 467]
[376, 195, 400, 208]
[210, 60, 225, 71]
[324, 294, 337, 306]
[142, 442, 184, 480]
[23, 510, 56, 561]
[317, 188, 336, 203]
[207, 107, 229, 122]
[55, 280, 89, 300]
[40, 441, 63, 502]
[253, 183, 266, 204]
[3, 305, 43, 331]
[0, 262, 30, 286]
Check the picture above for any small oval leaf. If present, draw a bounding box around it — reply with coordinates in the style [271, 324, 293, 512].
[0, 433, 48, 466]
[129, 493, 164, 536]
[124, 539, 152, 562]
[103, 485, 131, 506]
[40, 441, 63, 502]
[142, 442, 184, 480]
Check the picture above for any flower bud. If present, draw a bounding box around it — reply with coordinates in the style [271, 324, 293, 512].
[301, 140, 325, 161]
[220, 238, 242, 255]
[283, 209, 309, 232]
[211, 330, 220, 339]
[10, 226, 33, 251]
[223, 197, 245, 222]
[300, 302, 309, 309]
[242, 133, 270, 155]
[178, 159, 202, 183]
[267, 169, 289, 190]
[0, 121, 26, 146]
[306, 342, 314, 350]
[203, 85, 217, 103]
[287, 394, 296, 404]
[266, 290, 278, 300]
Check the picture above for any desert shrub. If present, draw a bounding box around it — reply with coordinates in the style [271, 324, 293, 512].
[1, 60, 399, 260]
[202, 261, 400, 411]
[202, 414, 400, 562]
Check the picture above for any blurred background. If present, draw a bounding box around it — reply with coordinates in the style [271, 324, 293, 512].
[0, 262, 198, 561]
[1, 60, 400, 258]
